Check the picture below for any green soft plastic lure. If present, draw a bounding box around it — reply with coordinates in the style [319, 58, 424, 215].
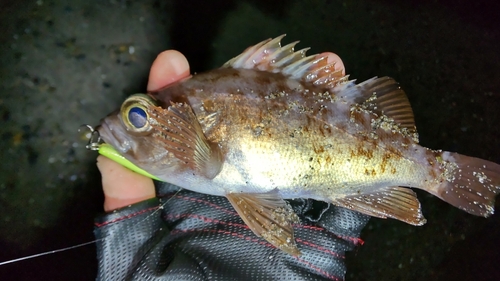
[98, 143, 162, 181]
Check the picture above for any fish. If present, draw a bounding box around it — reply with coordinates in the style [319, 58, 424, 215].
[96, 35, 500, 256]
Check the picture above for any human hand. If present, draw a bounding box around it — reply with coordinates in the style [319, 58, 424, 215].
[96, 50, 190, 211]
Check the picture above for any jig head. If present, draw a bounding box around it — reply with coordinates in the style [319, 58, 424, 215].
[79, 124, 103, 151]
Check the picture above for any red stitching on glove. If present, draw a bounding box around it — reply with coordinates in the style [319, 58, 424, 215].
[165, 213, 345, 259]
[295, 238, 344, 258]
[339, 236, 364, 246]
[170, 194, 238, 216]
[95, 206, 159, 227]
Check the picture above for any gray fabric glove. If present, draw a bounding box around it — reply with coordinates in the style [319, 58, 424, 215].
[94, 182, 369, 281]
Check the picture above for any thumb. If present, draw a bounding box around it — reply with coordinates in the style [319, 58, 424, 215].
[97, 155, 156, 212]
[147, 50, 190, 91]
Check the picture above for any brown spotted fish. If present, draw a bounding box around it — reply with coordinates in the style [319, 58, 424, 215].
[97, 35, 500, 255]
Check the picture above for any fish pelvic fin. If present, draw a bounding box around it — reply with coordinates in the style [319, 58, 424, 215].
[148, 102, 223, 179]
[226, 191, 301, 256]
[222, 34, 348, 89]
[429, 151, 500, 217]
[333, 186, 427, 226]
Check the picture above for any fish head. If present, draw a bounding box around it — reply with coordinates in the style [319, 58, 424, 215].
[97, 94, 180, 178]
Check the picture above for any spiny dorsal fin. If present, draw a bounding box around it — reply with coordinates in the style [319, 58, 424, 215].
[333, 186, 426, 226]
[223, 34, 348, 89]
[226, 191, 301, 256]
[357, 77, 416, 131]
[148, 102, 223, 179]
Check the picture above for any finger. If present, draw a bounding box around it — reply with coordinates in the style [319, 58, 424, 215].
[97, 155, 156, 212]
[318, 52, 346, 76]
[147, 50, 190, 91]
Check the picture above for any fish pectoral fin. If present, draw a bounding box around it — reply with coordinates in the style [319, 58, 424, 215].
[148, 102, 223, 179]
[333, 186, 427, 226]
[226, 191, 301, 256]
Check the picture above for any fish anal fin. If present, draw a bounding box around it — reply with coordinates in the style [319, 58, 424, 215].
[333, 186, 426, 226]
[226, 192, 301, 256]
[147, 102, 223, 179]
[222, 35, 348, 90]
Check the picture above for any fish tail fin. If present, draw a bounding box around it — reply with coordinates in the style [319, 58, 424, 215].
[431, 151, 500, 217]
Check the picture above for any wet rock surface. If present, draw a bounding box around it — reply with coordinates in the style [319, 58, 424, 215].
[0, 0, 499, 280]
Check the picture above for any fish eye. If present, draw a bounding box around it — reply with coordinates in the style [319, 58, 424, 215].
[120, 94, 157, 134]
[128, 106, 147, 128]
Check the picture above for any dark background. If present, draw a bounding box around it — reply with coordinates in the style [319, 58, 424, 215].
[0, 0, 499, 280]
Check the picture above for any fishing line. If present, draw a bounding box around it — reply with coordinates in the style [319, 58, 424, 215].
[0, 187, 183, 266]
[0, 239, 102, 266]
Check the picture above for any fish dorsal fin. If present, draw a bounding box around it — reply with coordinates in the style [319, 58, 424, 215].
[226, 191, 301, 256]
[148, 102, 223, 179]
[333, 186, 426, 226]
[357, 77, 416, 131]
[223, 34, 348, 89]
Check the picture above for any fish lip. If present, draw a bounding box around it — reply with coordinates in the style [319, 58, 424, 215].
[97, 119, 131, 153]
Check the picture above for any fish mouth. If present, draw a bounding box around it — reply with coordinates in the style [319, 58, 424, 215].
[96, 118, 132, 154]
